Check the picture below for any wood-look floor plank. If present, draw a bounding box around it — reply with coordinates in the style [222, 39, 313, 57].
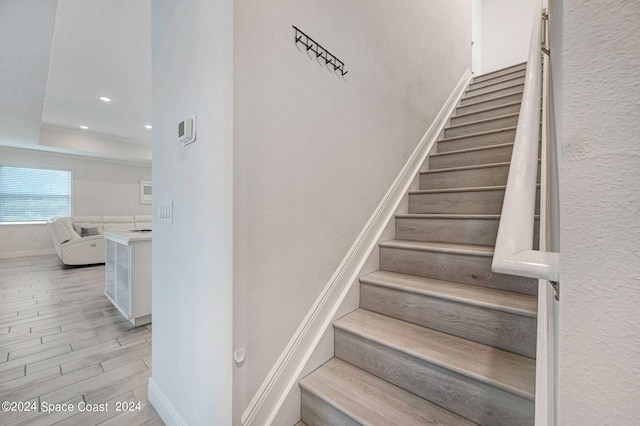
[98, 399, 161, 426]
[0, 311, 62, 329]
[63, 360, 148, 404]
[0, 255, 163, 425]
[41, 328, 98, 346]
[0, 345, 72, 375]
[0, 365, 60, 394]
[70, 326, 146, 351]
[0, 397, 39, 425]
[142, 417, 165, 426]
[7, 396, 84, 426]
[0, 365, 24, 383]
[101, 342, 152, 372]
[62, 340, 148, 375]
[0, 364, 103, 403]
[0, 337, 42, 354]
[53, 391, 137, 426]
[117, 327, 151, 346]
[26, 339, 120, 375]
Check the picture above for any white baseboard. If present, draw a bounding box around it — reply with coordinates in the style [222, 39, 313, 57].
[0, 249, 56, 259]
[148, 377, 188, 426]
[240, 69, 473, 426]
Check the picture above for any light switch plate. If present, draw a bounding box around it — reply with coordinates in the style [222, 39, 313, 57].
[158, 201, 173, 223]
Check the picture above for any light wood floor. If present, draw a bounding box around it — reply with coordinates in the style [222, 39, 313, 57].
[0, 255, 163, 425]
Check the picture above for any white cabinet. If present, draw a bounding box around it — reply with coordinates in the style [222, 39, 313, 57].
[104, 230, 152, 326]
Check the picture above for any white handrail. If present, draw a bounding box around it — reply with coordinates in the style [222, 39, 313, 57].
[491, 7, 560, 283]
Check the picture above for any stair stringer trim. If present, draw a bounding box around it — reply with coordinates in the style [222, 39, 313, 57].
[240, 68, 473, 426]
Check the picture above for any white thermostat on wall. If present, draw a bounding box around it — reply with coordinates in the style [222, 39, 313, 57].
[178, 116, 196, 146]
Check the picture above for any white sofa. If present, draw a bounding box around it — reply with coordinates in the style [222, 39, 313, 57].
[47, 215, 152, 265]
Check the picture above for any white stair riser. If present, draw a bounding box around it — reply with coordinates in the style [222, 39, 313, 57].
[335, 330, 535, 426]
[450, 103, 521, 126]
[469, 70, 526, 90]
[438, 130, 516, 153]
[445, 115, 519, 139]
[380, 247, 537, 294]
[472, 63, 527, 84]
[360, 283, 537, 358]
[420, 164, 510, 189]
[461, 84, 524, 105]
[430, 145, 514, 169]
[395, 217, 540, 247]
[456, 92, 523, 115]
[466, 76, 526, 97]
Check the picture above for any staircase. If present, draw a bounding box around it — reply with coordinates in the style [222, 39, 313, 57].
[299, 62, 539, 426]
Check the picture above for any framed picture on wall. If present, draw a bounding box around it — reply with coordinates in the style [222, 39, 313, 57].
[140, 180, 152, 204]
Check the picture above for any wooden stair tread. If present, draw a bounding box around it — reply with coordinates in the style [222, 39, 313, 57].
[457, 92, 523, 111]
[469, 73, 526, 90]
[445, 112, 520, 131]
[378, 239, 495, 257]
[360, 270, 537, 317]
[396, 213, 500, 219]
[421, 161, 511, 175]
[465, 76, 526, 96]
[472, 62, 526, 81]
[409, 185, 507, 195]
[436, 137, 514, 152]
[410, 184, 539, 195]
[451, 101, 522, 121]
[334, 309, 536, 400]
[471, 69, 527, 86]
[472, 69, 526, 85]
[396, 213, 539, 219]
[300, 358, 475, 425]
[462, 81, 524, 102]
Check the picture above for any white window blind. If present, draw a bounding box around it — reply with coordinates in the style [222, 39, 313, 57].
[0, 165, 71, 222]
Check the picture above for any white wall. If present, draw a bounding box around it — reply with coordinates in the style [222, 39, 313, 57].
[558, 0, 640, 424]
[472, 0, 483, 75]
[233, 0, 471, 423]
[0, 146, 151, 257]
[481, 0, 537, 73]
[149, 0, 233, 424]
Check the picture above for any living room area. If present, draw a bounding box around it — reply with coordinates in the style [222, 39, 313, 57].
[0, 0, 162, 424]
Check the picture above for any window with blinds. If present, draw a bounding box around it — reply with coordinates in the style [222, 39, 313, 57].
[0, 165, 72, 222]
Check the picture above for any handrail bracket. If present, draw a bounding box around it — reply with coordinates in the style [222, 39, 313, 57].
[550, 280, 559, 301]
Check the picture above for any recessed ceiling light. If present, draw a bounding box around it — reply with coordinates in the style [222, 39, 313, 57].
[145, 124, 152, 129]
[99, 96, 112, 102]
[80, 125, 88, 130]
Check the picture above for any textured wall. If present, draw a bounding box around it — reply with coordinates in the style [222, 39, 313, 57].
[233, 0, 471, 423]
[558, 0, 640, 424]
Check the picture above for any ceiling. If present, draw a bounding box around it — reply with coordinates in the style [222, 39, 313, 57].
[0, 0, 151, 163]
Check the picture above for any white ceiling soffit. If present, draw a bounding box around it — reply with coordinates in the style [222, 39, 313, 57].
[0, 0, 150, 162]
[0, 0, 57, 149]
[40, 0, 151, 156]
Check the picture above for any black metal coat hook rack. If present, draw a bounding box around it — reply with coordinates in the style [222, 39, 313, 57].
[293, 26, 348, 77]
